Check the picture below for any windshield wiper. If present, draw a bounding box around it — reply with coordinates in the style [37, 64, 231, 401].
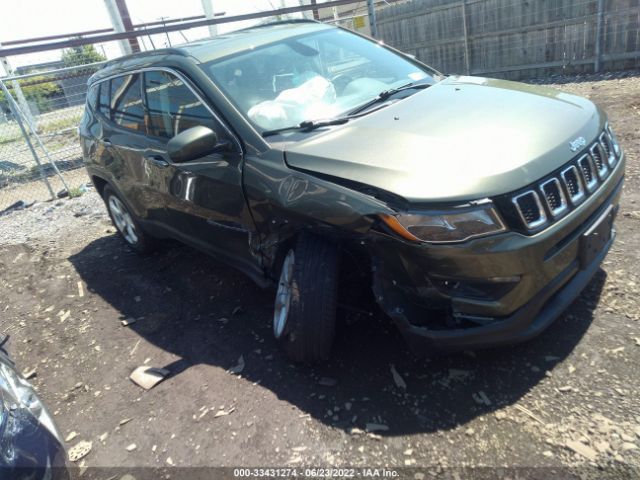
[262, 116, 351, 138]
[260, 83, 430, 137]
[349, 82, 431, 115]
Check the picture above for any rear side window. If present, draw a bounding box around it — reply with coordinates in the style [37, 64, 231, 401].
[85, 84, 99, 111]
[143, 71, 220, 139]
[97, 82, 110, 116]
[111, 74, 145, 132]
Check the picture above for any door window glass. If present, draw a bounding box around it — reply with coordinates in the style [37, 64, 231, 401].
[111, 74, 145, 132]
[143, 70, 220, 139]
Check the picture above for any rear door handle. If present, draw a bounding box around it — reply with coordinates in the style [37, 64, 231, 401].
[144, 154, 170, 168]
[101, 138, 112, 147]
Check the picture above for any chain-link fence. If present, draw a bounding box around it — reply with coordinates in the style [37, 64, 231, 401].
[1, 0, 638, 213]
[0, 1, 386, 213]
[0, 62, 106, 211]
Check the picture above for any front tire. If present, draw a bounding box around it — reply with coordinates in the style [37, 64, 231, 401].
[273, 233, 339, 363]
[103, 185, 154, 254]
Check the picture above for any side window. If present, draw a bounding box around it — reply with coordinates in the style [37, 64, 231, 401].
[111, 74, 145, 132]
[97, 81, 110, 117]
[143, 71, 222, 140]
[85, 84, 99, 111]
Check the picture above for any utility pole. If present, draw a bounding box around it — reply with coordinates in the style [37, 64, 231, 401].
[201, 0, 218, 37]
[103, 0, 140, 56]
[115, 0, 141, 53]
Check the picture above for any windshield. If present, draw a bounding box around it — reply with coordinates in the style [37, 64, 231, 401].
[201, 28, 437, 133]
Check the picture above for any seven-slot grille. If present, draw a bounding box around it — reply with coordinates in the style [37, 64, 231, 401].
[577, 155, 598, 192]
[511, 127, 621, 231]
[512, 191, 546, 229]
[539, 178, 567, 217]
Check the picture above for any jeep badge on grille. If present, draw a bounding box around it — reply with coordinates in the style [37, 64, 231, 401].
[569, 136, 587, 152]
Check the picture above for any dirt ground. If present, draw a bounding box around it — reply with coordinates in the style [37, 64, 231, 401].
[1, 73, 640, 478]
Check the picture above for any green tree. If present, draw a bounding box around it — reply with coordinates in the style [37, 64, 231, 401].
[21, 77, 64, 112]
[61, 44, 106, 67]
[0, 77, 63, 114]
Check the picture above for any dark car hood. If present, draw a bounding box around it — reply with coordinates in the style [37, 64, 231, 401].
[283, 76, 605, 203]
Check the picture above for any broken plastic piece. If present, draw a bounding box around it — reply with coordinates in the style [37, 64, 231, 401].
[129, 366, 169, 390]
[68, 440, 92, 462]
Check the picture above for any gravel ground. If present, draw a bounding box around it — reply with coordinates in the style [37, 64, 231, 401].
[1, 73, 639, 479]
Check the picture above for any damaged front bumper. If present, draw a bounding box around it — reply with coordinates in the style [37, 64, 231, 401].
[370, 163, 624, 355]
[377, 228, 613, 353]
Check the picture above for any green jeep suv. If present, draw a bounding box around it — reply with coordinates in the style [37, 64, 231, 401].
[79, 20, 624, 362]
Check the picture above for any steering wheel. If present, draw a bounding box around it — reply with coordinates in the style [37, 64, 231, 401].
[330, 74, 353, 95]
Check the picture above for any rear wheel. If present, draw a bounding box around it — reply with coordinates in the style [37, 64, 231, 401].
[103, 185, 155, 254]
[273, 233, 339, 363]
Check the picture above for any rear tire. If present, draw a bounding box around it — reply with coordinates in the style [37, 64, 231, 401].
[103, 185, 155, 254]
[273, 233, 339, 363]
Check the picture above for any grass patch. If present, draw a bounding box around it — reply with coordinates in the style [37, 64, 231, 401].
[68, 186, 84, 198]
[0, 135, 22, 146]
[39, 115, 83, 134]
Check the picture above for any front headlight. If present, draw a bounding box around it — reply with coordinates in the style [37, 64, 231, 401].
[0, 361, 62, 447]
[380, 202, 506, 243]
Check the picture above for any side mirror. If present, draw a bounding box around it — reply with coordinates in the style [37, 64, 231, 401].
[167, 126, 219, 163]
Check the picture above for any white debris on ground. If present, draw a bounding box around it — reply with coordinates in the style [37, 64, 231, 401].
[0, 73, 639, 470]
[0, 191, 107, 246]
[67, 440, 92, 462]
[129, 366, 170, 390]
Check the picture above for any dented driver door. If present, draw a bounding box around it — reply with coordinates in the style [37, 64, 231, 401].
[141, 69, 261, 276]
[166, 148, 260, 274]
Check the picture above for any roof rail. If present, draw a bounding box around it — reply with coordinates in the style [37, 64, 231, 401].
[237, 18, 322, 32]
[99, 20, 320, 68]
[100, 48, 188, 69]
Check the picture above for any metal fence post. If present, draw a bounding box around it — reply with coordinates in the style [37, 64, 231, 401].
[367, 0, 379, 38]
[594, 0, 605, 73]
[462, 0, 471, 75]
[0, 46, 36, 131]
[0, 79, 55, 200]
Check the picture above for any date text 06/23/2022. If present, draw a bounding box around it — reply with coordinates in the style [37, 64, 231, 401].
[233, 468, 400, 478]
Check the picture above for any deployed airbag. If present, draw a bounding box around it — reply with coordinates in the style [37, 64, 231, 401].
[248, 75, 338, 130]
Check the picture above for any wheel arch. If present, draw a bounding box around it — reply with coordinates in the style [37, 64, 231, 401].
[268, 227, 347, 282]
[91, 175, 109, 197]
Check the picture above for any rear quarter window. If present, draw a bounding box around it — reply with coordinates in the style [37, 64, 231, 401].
[97, 81, 110, 117]
[85, 84, 99, 111]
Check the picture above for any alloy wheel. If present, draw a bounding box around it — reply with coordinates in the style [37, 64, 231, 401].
[273, 249, 295, 339]
[108, 196, 139, 245]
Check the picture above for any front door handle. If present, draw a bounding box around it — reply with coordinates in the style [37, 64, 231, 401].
[101, 138, 112, 147]
[144, 154, 170, 168]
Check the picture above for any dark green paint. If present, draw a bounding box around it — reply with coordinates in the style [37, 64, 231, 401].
[79, 21, 624, 349]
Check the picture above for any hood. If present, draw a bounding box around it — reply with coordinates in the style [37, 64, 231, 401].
[284, 76, 605, 203]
